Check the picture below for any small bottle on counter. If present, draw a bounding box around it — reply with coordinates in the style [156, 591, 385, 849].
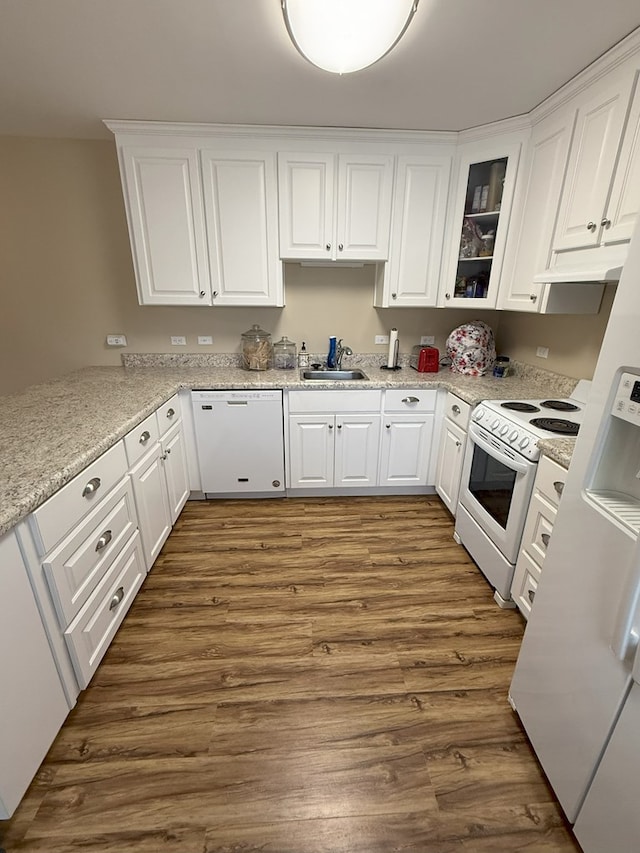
[493, 356, 511, 378]
[327, 336, 337, 369]
[298, 341, 309, 368]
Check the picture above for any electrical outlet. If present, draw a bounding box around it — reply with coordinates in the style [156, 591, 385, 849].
[106, 334, 127, 347]
[375, 335, 389, 345]
[171, 336, 187, 346]
[420, 335, 435, 346]
[197, 335, 213, 345]
[536, 346, 549, 359]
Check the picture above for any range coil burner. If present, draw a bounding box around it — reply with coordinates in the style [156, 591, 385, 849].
[540, 400, 580, 412]
[501, 402, 540, 413]
[529, 417, 580, 436]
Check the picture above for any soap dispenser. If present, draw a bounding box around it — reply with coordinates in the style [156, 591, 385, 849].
[298, 341, 309, 368]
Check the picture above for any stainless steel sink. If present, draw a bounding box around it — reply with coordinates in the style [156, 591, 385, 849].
[301, 369, 369, 381]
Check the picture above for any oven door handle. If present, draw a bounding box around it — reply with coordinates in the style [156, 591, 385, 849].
[467, 422, 532, 475]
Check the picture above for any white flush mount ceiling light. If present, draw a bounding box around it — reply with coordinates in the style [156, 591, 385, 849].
[282, 0, 419, 75]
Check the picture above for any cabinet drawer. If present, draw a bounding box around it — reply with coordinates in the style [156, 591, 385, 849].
[124, 412, 159, 467]
[288, 389, 382, 413]
[535, 454, 567, 509]
[29, 442, 128, 556]
[513, 550, 540, 620]
[43, 477, 138, 628]
[64, 531, 145, 690]
[521, 491, 557, 568]
[444, 392, 471, 429]
[156, 394, 181, 436]
[384, 389, 437, 412]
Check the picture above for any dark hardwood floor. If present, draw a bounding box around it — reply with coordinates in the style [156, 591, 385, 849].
[1, 495, 581, 852]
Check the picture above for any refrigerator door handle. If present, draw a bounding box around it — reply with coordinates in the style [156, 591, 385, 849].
[611, 534, 640, 663]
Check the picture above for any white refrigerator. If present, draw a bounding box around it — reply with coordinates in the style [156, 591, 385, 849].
[510, 214, 640, 852]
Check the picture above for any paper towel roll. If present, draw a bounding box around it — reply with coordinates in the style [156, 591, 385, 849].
[387, 328, 399, 368]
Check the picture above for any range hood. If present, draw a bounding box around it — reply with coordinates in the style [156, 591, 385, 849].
[534, 264, 623, 284]
[534, 244, 626, 285]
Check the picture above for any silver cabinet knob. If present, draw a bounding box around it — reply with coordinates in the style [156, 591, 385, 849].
[326, 243, 331, 251]
[328, 424, 333, 430]
[402, 396, 419, 404]
[391, 293, 397, 299]
[338, 243, 344, 251]
[166, 408, 175, 418]
[212, 291, 218, 298]
[541, 533, 551, 548]
[587, 221, 597, 231]
[553, 481, 564, 497]
[95, 530, 112, 552]
[199, 290, 206, 297]
[530, 293, 537, 302]
[337, 424, 342, 429]
[82, 477, 101, 498]
[139, 430, 151, 444]
[455, 440, 461, 448]
[445, 292, 451, 300]
[109, 586, 125, 611]
[386, 424, 391, 429]
[528, 589, 536, 603]
[451, 404, 461, 415]
[601, 218, 611, 228]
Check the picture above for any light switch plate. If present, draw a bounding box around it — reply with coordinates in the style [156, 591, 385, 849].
[420, 335, 435, 346]
[171, 336, 187, 346]
[106, 334, 127, 347]
[197, 335, 213, 345]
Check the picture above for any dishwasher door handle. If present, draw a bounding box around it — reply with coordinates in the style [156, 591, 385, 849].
[227, 400, 249, 406]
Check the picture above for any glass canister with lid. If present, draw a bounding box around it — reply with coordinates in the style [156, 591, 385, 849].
[241, 324, 273, 371]
[273, 336, 297, 370]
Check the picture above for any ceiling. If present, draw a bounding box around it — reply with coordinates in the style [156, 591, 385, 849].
[1, 0, 640, 140]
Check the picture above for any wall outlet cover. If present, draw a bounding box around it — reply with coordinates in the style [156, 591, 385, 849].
[536, 346, 549, 359]
[375, 335, 390, 345]
[106, 334, 127, 347]
[171, 336, 187, 346]
[420, 335, 435, 346]
[197, 335, 213, 345]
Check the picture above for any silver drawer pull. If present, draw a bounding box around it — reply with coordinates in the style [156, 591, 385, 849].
[166, 408, 175, 418]
[528, 589, 536, 603]
[541, 533, 551, 548]
[82, 477, 101, 498]
[139, 430, 151, 444]
[402, 396, 419, 404]
[95, 530, 113, 552]
[109, 587, 125, 610]
[553, 480, 564, 497]
[451, 404, 461, 415]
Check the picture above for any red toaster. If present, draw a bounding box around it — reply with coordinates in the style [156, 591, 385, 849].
[410, 345, 440, 372]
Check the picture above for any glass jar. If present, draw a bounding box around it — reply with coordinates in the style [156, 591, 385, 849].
[241, 324, 273, 371]
[273, 336, 297, 370]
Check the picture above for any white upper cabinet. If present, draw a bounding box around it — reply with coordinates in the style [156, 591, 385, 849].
[604, 75, 640, 245]
[201, 150, 283, 306]
[120, 146, 210, 306]
[439, 134, 524, 309]
[552, 74, 637, 253]
[374, 153, 452, 307]
[278, 152, 394, 261]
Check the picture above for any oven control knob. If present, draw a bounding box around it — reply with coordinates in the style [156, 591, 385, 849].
[509, 429, 519, 442]
[519, 436, 530, 449]
[499, 424, 510, 436]
[474, 408, 485, 421]
[491, 418, 500, 431]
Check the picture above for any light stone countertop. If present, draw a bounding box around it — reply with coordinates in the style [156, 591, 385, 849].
[0, 358, 579, 536]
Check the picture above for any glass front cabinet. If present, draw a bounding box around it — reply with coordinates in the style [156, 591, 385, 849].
[439, 137, 524, 309]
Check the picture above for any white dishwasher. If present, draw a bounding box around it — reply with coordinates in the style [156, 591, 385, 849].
[191, 389, 285, 495]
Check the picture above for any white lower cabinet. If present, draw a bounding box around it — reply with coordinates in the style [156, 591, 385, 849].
[379, 390, 438, 487]
[435, 393, 472, 514]
[511, 454, 568, 619]
[162, 421, 190, 521]
[0, 530, 70, 819]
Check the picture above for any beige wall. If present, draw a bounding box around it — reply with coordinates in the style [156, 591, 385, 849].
[0, 136, 613, 395]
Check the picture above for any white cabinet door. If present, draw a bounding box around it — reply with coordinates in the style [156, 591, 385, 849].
[604, 77, 640, 245]
[499, 110, 576, 312]
[278, 153, 334, 259]
[201, 151, 283, 306]
[0, 531, 69, 819]
[334, 415, 381, 487]
[435, 417, 466, 514]
[277, 152, 393, 260]
[375, 154, 452, 307]
[162, 422, 190, 524]
[289, 415, 334, 488]
[553, 74, 636, 252]
[440, 136, 523, 309]
[336, 154, 394, 261]
[129, 443, 172, 570]
[120, 146, 210, 306]
[379, 414, 434, 487]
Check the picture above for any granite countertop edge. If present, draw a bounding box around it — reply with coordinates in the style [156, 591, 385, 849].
[0, 361, 578, 536]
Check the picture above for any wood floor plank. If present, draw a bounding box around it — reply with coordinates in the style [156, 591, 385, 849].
[0, 495, 580, 853]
